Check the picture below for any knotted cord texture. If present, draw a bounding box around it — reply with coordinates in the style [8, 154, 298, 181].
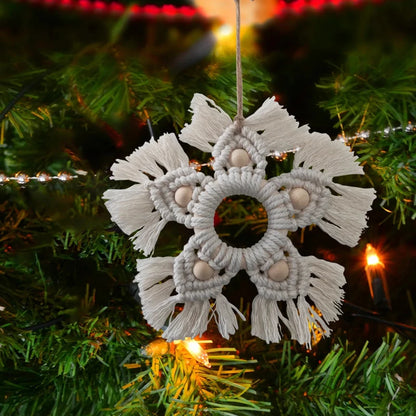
[104, 93, 376, 348]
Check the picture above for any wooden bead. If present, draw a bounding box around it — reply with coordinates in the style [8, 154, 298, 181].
[267, 260, 289, 282]
[193, 260, 215, 281]
[174, 186, 193, 208]
[229, 148, 251, 167]
[289, 187, 310, 210]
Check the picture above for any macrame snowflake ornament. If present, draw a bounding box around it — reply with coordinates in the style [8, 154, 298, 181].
[104, 94, 376, 347]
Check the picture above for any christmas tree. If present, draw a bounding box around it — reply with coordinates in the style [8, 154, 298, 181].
[1, 0, 416, 414]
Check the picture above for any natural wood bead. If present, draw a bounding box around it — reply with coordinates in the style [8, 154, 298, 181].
[193, 260, 215, 281]
[229, 148, 251, 167]
[174, 186, 193, 208]
[289, 187, 310, 210]
[268, 260, 289, 282]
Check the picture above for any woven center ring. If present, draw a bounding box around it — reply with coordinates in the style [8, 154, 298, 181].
[191, 170, 291, 272]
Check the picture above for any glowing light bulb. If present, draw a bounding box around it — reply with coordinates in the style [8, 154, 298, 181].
[366, 244, 383, 266]
[212, 23, 238, 56]
[364, 244, 391, 310]
[216, 24, 233, 39]
[141, 338, 169, 357]
[194, 0, 276, 26]
[367, 254, 380, 266]
[182, 339, 211, 368]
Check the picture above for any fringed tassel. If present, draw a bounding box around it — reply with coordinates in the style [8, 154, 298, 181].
[294, 134, 364, 178]
[157, 133, 190, 171]
[286, 298, 311, 346]
[162, 300, 211, 342]
[112, 133, 189, 181]
[103, 184, 166, 256]
[141, 287, 178, 331]
[103, 184, 155, 235]
[284, 256, 346, 348]
[138, 257, 177, 330]
[286, 297, 331, 349]
[251, 256, 345, 346]
[110, 158, 150, 183]
[297, 296, 330, 348]
[135, 257, 175, 291]
[308, 279, 343, 323]
[142, 280, 176, 317]
[139, 257, 177, 329]
[252, 294, 337, 347]
[245, 97, 311, 153]
[131, 216, 167, 256]
[179, 94, 231, 153]
[214, 294, 245, 339]
[318, 184, 376, 247]
[139, 133, 189, 172]
[105, 134, 189, 253]
[308, 255, 345, 288]
[291, 132, 375, 247]
[307, 256, 345, 323]
[251, 295, 287, 343]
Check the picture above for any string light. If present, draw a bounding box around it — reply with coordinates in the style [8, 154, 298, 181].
[364, 244, 391, 311]
[195, 0, 276, 26]
[213, 24, 236, 55]
[141, 338, 170, 357]
[181, 339, 211, 368]
[366, 245, 381, 267]
[216, 24, 233, 39]
[18, 0, 202, 19]
[275, 0, 386, 17]
[17, 0, 388, 20]
[141, 337, 211, 368]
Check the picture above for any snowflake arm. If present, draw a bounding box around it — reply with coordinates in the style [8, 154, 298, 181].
[179, 93, 232, 152]
[103, 133, 191, 255]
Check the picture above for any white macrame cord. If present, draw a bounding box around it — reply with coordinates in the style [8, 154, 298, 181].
[103, 94, 376, 348]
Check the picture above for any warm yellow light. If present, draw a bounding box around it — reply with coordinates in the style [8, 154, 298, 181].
[364, 243, 390, 309]
[141, 338, 169, 357]
[367, 254, 380, 266]
[182, 339, 211, 368]
[366, 244, 383, 267]
[194, 0, 276, 27]
[215, 24, 233, 40]
[308, 306, 324, 347]
[184, 339, 201, 355]
[213, 24, 256, 57]
[212, 24, 237, 56]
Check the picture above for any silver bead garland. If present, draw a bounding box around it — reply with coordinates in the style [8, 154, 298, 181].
[0, 171, 78, 185]
[1, 122, 413, 185]
[336, 122, 415, 143]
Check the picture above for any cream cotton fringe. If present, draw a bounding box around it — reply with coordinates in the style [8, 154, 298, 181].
[104, 94, 376, 348]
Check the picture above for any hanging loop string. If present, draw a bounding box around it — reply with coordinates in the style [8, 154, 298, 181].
[234, 0, 244, 132]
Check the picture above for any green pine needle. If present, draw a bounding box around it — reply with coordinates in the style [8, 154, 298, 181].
[318, 45, 416, 225]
